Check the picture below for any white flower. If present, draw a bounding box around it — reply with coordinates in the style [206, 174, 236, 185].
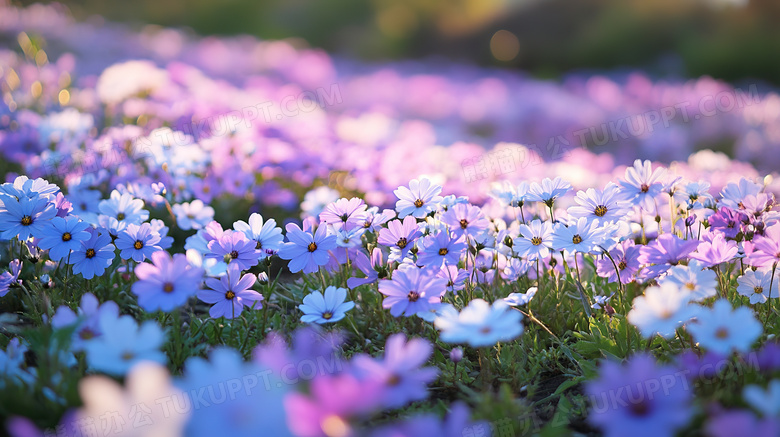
[627, 283, 696, 339]
[687, 299, 762, 355]
[394, 178, 443, 218]
[737, 269, 779, 304]
[503, 287, 537, 307]
[660, 260, 718, 302]
[96, 60, 169, 104]
[300, 186, 340, 219]
[743, 380, 780, 417]
[76, 362, 188, 437]
[299, 286, 355, 324]
[173, 200, 215, 231]
[434, 299, 523, 347]
[233, 213, 284, 256]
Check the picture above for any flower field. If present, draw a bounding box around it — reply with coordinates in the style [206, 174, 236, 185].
[2, 2, 780, 436]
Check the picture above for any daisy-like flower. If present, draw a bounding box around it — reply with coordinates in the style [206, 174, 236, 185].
[416, 231, 467, 268]
[70, 228, 116, 279]
[596, 240, 641, 284]
[132, 251, 205, 312]
[568, 182, 630, 225]
[708, 207, 748, 239]
[51, 293, 119, 352]
[503, 286, 537, 307]
[434, 299, 523, 347]
[637, 234, 699, 280]
[688, 230, 739, 268]
[352, 334, 438, 408]
[97, 190, 149, 225]
[206, 230, 261, 271]
[687, 299, 762, 355]
[617, 159, 666, 211]
[394, 178, 444, 218]
[115, 222, 163, 262]
[198, 263, 262, 319]
[550, 217, 606, 255]
[0, 195, 57, 240]
[319, 197, 369, 229]
[661, 260, 718, 302]
[586, 354, 692, 437]
[36, 216, 91, 261]
[746, 223, 780, 268]
[627, 283, 695, 339]
[526, 177, 571, 207]
[172, 199, 215, 230]
[719, 178, 763, 210]
[379, 268, 447, 317]
[83, 312, 166, 376]
[347, 248, 385, 289]
[436, 265, 469, 294]
[278, 223, 337, 274]
[300, 186, 340, 219]
[233, 213, 284, 256]
[743, 380, 780, 417]
[299, 286, 355, 324]
[377, 216, 422, 261]
[333, 225, 366, 248]
[513, 219, 554, 261]
[439, 203, 490, 241]
[675, 180, 715, 210]
[737, 269, 779, 304]
[359, 207, 396, 233]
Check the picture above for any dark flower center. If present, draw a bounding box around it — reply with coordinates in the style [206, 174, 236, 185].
[618, 260, 627, 270]
[414, 199, 424, 208]
[640, 183, 649, 193]
[85, 248, 96, 258]
[163, 282, 174, 293]
[594, 205, 608, 217]
[340, 213, 349, 222]
[230, 250, 239, 259]
[133, 240, 144, 250]
[363, 220, 372, 228]
[307, 242, 317, 252]
[629, 400, 650, 416]
[322, 312, 333, 320]
[407, 291, 420, 302]
[225, 291, 236, 300]
[459, 219, 468, 229]
[397, 238, 408, 249]
[531, 236, 542, 246]
[62, 232, 72, 242]
[21, 215, 33, 226]
[480, 326, 491, 334]
[438, 248, 449, 256]
[754, 286, 764, 295]
[79, 328, 96, 340]
[387, 374, 402, 386]
[572, 235, 583, 244]
[256, 240, 263, 250]
[117, 212, 125, 221]
[715, 327, 729, 339]
[121, 351, 135, 361]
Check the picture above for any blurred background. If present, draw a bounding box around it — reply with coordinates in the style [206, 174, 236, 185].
[18, 0, 780, 84]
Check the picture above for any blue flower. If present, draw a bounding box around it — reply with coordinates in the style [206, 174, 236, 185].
[115, 222, 163, 262]
[299, 286, 355, 324]
[83, 312, 165, 376]
[70, 228, 115, 279]
[37, 216, 91, 261]
[278, 223, 336, 274]
[0, 195, 57, 240]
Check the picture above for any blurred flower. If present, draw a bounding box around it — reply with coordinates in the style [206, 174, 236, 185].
[687, 299, 762, 355]
[435, 299, 523, 347]
[84, 313, 165, 375]
[173, 199, 215, 231]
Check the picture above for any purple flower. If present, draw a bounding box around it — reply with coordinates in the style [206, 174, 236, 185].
[197, 263, 262, 319]
[347, 248, 385, 289]
[377, 216, 421, 261]
[586, 354, 693, 437]
[371, 402, 489, 437]
[596, 240, 641, 284]
[637, 234, 699, 279]
[436, 265, 469, 294]
[378, 267, 447, 317]
[319, 197, 368, 229]
[416, 231, 466, 268]
[132, 251, 204, 312]
[51, 292, 119, 351]
[254, 327, 344, 380]
[705, 409, 780, 437]
[115, 222, 163, 262]
[708, 207, 747, 239]
[688, 230, 739, 267]
[353, 334, 438, 408]
[284, 373, 384, 437]
[278, 223, 337, 274]
[439, 203, 489, 241]
[746, 223, 780, 268]
[0, 195, 57, 240]
[206, 229, 260, 271]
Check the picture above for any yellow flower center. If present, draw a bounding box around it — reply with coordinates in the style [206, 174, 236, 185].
[572, 235, 583, 244]
[531, 236, 542, 246]
[594, 205, 608, 217]
[322, 312, 333, 320]
[397, 237, 408, 249]
[414, 199, 424, 208]
[754, 286, 764, 295]
[407, 291, 420, 302]
[225, 291, 236, 300]
[21, 215, 32, 226]
[438, 248, 448, 256]
[62, 232, 72, 242]
[307, 242, 317, 252]
[163, 282, 174, 293]
[85, 248, 96, 258]
[133, 240, 144, 250]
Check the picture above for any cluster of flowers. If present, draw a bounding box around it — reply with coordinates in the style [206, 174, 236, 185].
[2, 1, 780, 211]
